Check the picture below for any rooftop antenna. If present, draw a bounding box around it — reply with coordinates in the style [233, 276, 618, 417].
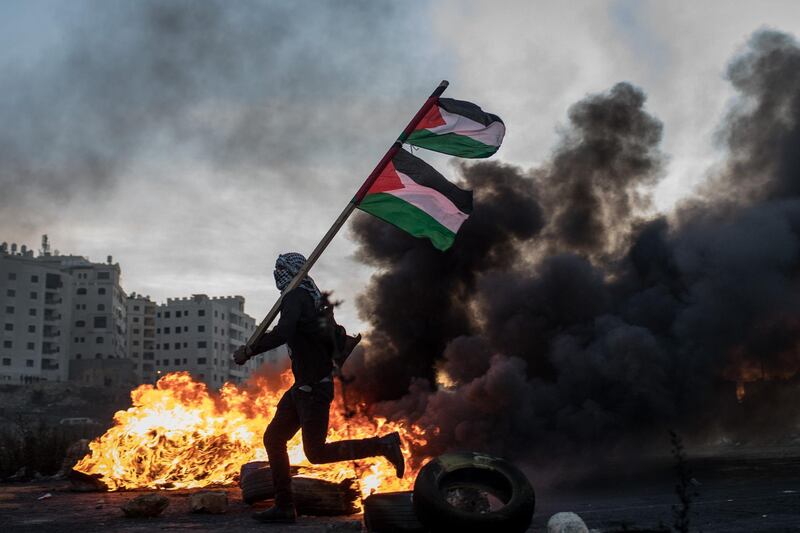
[40, 234, 51, 257]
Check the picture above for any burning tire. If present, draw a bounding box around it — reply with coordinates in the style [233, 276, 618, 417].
[363, 491, 427, 533]
[412, 452, 535, 533]
[241, 466, 275, 504]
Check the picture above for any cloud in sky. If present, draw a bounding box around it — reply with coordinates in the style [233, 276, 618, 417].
[1, 0, 799, 326]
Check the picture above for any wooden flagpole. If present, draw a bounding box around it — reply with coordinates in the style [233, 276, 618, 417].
[245, 80, 450, 350]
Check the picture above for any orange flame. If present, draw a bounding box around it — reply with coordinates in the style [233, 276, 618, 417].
[74, 371, 428, 500]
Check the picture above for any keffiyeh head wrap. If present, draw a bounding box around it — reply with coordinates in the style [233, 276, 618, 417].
[274, 252, 322, 308]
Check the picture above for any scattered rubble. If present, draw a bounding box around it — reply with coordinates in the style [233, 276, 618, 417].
[120, 493, 169, 517]
[548, 511, 589, 533]
[59, 439, 90, 476]
[67, 468, 108, 492]
[188, 490, 228, 514]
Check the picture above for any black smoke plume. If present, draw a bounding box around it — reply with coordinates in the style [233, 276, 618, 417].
[347, 29, 800, 469]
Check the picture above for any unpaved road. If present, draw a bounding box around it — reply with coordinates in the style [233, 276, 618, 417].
[2, 450, 800, 532]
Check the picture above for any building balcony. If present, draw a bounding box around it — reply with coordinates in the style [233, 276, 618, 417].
[42, 343, 60, 355]
[44, 294, 62, 305]
[44, 312, 62, 322]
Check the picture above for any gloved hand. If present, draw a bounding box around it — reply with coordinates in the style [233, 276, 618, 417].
[232, 345, 252, 365]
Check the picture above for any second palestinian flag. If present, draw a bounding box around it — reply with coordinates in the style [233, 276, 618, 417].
[406, 97, 505, 158]
[357, 149, 472, 251]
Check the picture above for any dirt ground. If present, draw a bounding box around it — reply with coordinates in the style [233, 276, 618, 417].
[2, 449, 800, 532]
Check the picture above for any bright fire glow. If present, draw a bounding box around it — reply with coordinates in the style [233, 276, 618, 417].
[74, 371, 428, 500]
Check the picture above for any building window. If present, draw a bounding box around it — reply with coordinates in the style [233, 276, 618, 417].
[133, 317, 140, 323]
[182, 358, 187, 364]
[157, 312, 161, 318]
[133, 328, 140, 334]
[2, 341, 11, 348]
[197, 341, 207, 348]
[28, 325, 35, 333]
[133, 340, 140, 346]
[214, 310, 218, 317]
[77, 288, 87, 295]
[156, 328, 161, 334]
[175, 311, 181, 318]
[165, 312, 171, 318]
[97, 272, 110, 280]
[133, 305, 140, 311]
[174, 359, 180, 365]
[198, 310, 205, 317]
[28, 309, 36, 316]
[156, 344, 160, 349]
[198, 325, 205, 332]
[75, 354, 82, 359]
[6, 289, 14, 297]
[5, 306, 13, 314]
[174, 343, 180, 349]
[30, 275, 39, 283]
[1, 358, 10, 366]
[98, 288, 106, 295]
[75, 320, 85, 327]
[97, 304, 105, 311]
[4, 323, 12, 331]
[96, 337, 104, 344]
[198, 358, 207, 364]
[26, 342, 34, 350]
[26, 360, 34, 367]
[94, 317, 107, 328]
[29, 291, 37, 299]
[164, 327, 171, 334]
[183, 342, 187, 348]
[7, 273, 16, 280]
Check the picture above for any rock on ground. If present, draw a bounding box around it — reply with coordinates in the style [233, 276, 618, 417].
[120, 493, 169, 517]
[188, 490, 228, 514]
[548, 511, 589, 533]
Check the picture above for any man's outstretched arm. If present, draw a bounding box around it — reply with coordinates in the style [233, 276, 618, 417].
[233, 289, 304, 364]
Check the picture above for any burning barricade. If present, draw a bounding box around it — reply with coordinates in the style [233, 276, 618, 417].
[69, 371, 536, 531]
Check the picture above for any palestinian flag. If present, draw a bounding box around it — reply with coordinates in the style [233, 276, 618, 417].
[358, 148, 472, 251]
[406, 97, 505, 158]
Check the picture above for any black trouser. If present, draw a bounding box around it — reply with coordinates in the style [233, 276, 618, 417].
[263, 381, 383, 507]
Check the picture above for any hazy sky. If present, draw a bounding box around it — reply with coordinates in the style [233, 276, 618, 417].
[2, 1, 800, 328]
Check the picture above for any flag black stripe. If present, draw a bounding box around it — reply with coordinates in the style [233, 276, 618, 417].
[438, 98, 504, 128]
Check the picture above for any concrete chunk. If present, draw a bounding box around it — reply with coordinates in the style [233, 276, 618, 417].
[548, 511, 589, 533]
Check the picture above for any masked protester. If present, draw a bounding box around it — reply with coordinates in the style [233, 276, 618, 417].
[233, 252, 404, 524]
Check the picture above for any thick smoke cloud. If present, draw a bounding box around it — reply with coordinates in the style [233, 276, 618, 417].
[348, 29, 800, 469]
[0, 0, 434, 219]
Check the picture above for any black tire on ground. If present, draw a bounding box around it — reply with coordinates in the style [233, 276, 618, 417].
[241, 466, 275, 504]
[363, 491, 427, 533]
[412, 452, 535, 533]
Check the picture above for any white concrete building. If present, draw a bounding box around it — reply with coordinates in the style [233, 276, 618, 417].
[0, 243, 72, 383]
[126, 293, 157, 384]
[2, 236, 278, 388]
[155, 294, 274, 390]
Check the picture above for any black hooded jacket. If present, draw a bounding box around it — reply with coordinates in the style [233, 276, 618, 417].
[250, 287, 333, 386]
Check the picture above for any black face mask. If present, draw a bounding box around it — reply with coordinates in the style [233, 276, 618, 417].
[274, 267, 293, 290]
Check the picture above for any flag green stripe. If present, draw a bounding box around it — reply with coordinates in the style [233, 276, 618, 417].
[358, 193, 456, 251]
[406, 130, 499, 158]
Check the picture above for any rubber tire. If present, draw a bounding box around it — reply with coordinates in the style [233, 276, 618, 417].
[412, 452, 535, 533]
[363, 491, 427, 533]
[241, 466, 275, 504]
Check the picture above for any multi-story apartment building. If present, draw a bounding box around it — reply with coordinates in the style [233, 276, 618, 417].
[2, 236, 277, 388]
[0, 243, 72, 383]
[154, 294, 270, 389]
[66, 256, 127, 364]
[126, 293, 157, 384]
